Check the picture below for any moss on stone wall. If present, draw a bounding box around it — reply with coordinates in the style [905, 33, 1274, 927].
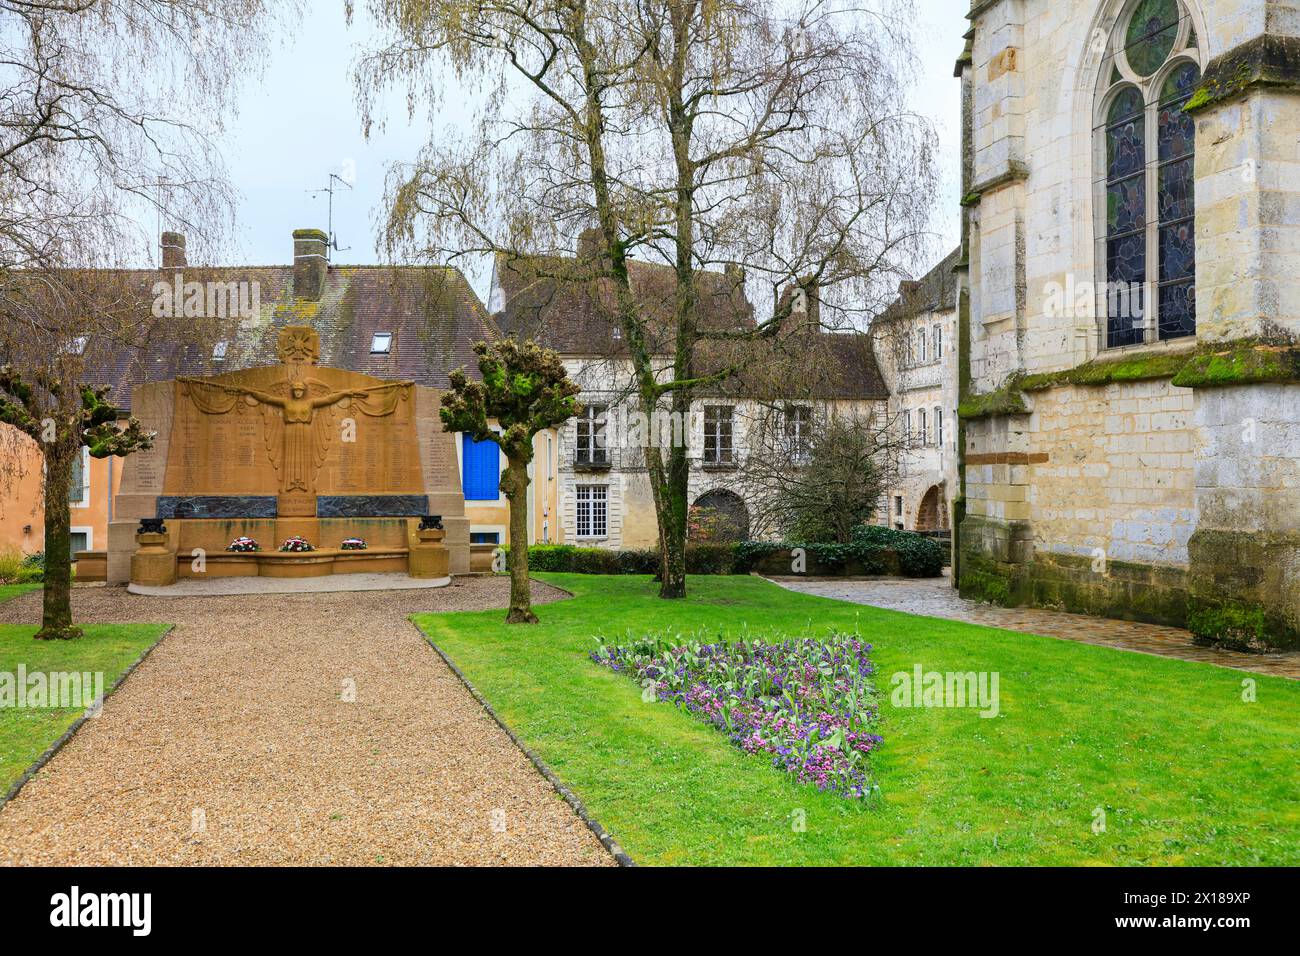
[1185, 35, 1300, 114]
[960, 339, 1300, 420]
[957, 546, 1189, 627]
[1171, 341, 1300, 388]
[957, 375, 1028, 419]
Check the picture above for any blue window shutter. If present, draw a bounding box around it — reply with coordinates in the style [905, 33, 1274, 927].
[462, 434, 501, 500]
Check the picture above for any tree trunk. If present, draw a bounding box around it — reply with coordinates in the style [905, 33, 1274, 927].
[502, 459, 538, 624]
[37, 440, 82, 640]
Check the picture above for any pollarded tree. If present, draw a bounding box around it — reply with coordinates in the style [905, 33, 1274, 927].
[0, 367, 153, 640]
[441, 338, 581, 624]
[0, 0, 297, 637]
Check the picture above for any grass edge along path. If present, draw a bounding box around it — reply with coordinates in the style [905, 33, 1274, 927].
[0, 605, 172, 800]
[414, 573, 1300, 866]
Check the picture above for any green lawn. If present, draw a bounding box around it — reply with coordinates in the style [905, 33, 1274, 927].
[0, 618, 169, 794]
[414, 573, 1300, 866]
[0, 583, 40, 605]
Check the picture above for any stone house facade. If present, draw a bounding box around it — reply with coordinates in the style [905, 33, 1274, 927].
[954, 0, 1300, 649]
[873, 249, 962, 534]
[490, 251, 891, 549]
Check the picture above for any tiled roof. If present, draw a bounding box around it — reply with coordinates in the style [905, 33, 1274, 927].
[698, 330, 890, 402]
[492, 252, 887, 401]
[876, 246, 962, 325]
[81, 265, 496, 411]
[491, 252, 752, 356]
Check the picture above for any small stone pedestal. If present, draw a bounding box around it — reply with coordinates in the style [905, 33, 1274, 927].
[132, 528, 177, 587]
[408, 523, 449, 579]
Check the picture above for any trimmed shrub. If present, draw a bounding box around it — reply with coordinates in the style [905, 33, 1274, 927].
[850, 525, 945, 577]
[501, 526, 943, 578]
[685, 542, 736, 575]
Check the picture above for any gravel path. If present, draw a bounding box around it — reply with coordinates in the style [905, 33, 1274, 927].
[0, 579, 614, 866]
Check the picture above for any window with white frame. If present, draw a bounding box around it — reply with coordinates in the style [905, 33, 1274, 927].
[703, 405, 734, 464]
[783, 404, 812, 463]
[917, 328, 927, 365]
[575, 403, 608, 465]
[933, 325, 943, 360]
[576, 485, 608, 538]
[902, 409, 911, 445]
[918, 408, 928, 446]
[69, 447, 90, 507]
[935, 407, 944, 448]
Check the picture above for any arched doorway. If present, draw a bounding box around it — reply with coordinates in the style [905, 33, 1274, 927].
[690, 489, 750, 542]
[915, 484, 947, 532]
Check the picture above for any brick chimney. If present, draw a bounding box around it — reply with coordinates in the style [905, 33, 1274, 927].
[577, 226, 604, 260]
[293, 228, 328, 300]
[783, 278, 820, 329]
[161, 232, 186, 269]
[724, 262, 745, 294]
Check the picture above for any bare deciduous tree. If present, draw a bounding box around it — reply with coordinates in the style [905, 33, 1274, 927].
[354, 0, 936, 598]
[0, 0, 294, 636]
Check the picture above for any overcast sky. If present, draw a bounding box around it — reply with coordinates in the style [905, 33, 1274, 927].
[210, 0, 967, 295]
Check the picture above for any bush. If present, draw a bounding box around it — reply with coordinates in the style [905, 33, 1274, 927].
[685, 542, 735, 575]
[736, 527, 944, 578]
[506, 543, 738, 575]
[500, 527, 943, 579]
[0, 550, 24, 584]
[850, 525, 945, 577]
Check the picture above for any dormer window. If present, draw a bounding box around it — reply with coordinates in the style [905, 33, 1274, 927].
[67, 336, 88, 355]
[370, 332, 392, 354]
[212, 341, 228, 361]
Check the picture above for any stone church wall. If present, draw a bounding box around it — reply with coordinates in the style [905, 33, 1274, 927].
[956, 0, 1300, 649]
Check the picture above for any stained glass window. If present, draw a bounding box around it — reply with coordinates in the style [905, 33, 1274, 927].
[1125, 0, 1179, 76]
[1105, 87, 1147, 348]
[1100, 0, 1198, 347]
[1157, 61, 1200, 340]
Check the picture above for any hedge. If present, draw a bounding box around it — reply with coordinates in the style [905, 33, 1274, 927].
[502, 527, 944, 578]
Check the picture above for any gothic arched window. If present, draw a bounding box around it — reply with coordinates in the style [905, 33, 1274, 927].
[1096, 0, 1201, 348]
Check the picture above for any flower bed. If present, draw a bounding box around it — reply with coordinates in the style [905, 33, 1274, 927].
[591, 631, 882, 800]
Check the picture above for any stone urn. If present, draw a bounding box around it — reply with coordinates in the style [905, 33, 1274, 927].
[131, 519, 177, 587]
[409, 515, 449, 579]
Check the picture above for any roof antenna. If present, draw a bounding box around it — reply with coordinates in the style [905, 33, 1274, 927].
[307, 172, 353, 260]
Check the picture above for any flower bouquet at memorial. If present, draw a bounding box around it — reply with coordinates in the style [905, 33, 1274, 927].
[340, 538, 367, 551]
[279, 536, 316, 553]
[226, 536, 261, 553]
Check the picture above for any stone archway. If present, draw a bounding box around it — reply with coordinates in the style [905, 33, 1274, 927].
[690, 489, 750, 542]
[915, 484, 947, 532]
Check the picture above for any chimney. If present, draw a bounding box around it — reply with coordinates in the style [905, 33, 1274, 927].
[577, 226, 604, 260]
[725, 262, 745, 294]
[293, 228, 329, 300]
[161, 232, 186, 269]
[783, 278, 820, 330]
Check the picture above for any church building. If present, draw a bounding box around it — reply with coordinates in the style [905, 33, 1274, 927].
[955, 0, 1300, 650]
